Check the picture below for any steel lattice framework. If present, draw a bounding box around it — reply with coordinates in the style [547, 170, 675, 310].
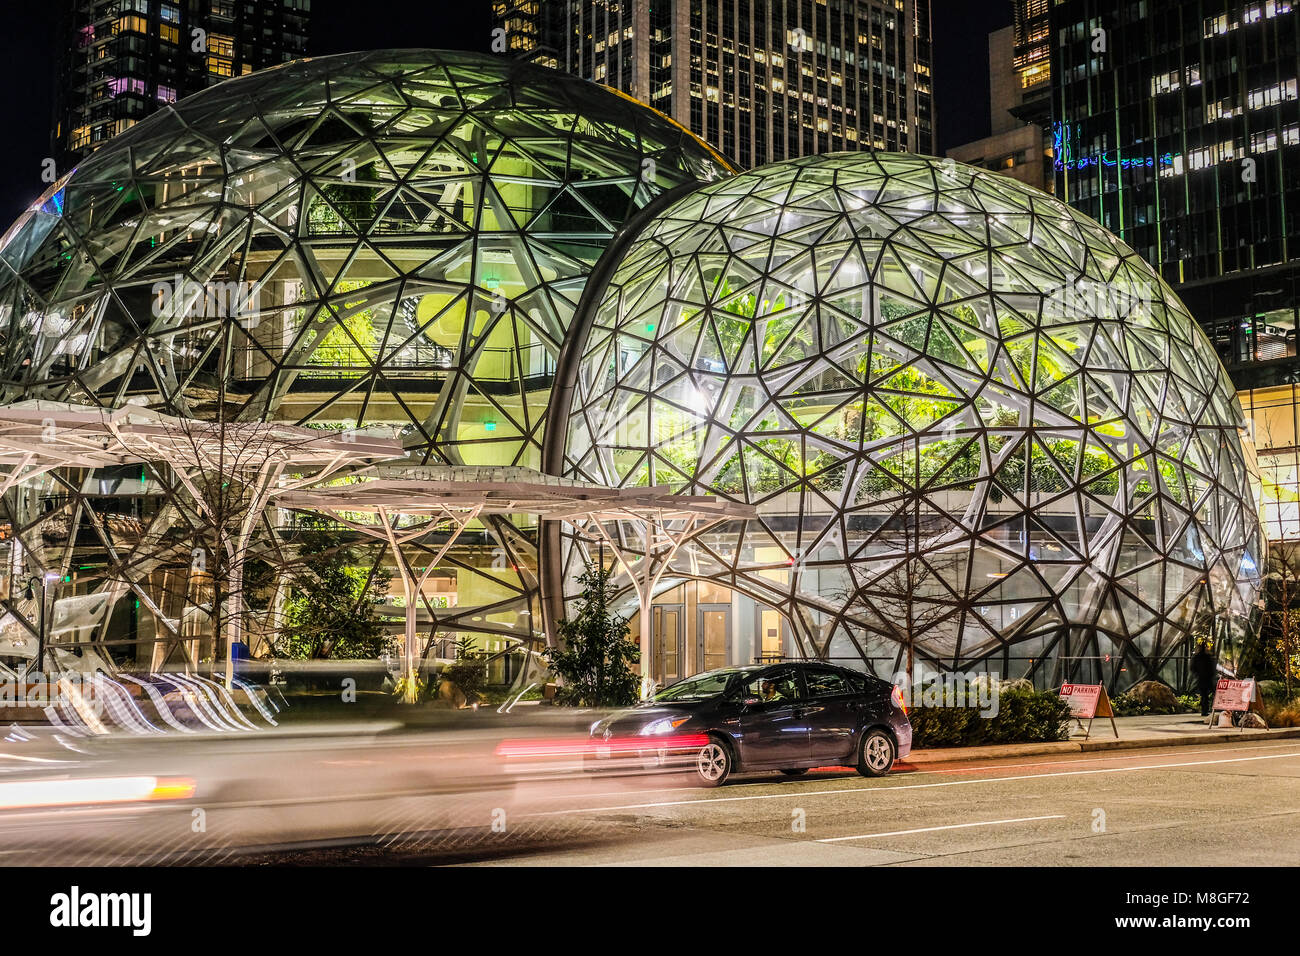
[0, 48, 1264, 690]
[558, 152, 1263, 686]
[0, 50, 730, 667]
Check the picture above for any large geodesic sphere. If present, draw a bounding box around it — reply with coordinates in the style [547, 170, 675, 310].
[562, 152, 1262, 686]
[0, 50, 730, 652]
[0, 50, 729, 461]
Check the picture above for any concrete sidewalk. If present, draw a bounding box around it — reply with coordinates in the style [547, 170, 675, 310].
[903, 713, 1300, 765]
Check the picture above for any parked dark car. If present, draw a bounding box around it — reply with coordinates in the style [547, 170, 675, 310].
[588, 662, 911, 786]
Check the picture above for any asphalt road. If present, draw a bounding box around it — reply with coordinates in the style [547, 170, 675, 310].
[9, 723, 1297, 867]
[456, 738, 1300, 866]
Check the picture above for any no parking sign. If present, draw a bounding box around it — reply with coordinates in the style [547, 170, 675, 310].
[1210, 678, 1265, 729]
[1211, 678, 1255, 713]
[1059, 682, 1118, 739]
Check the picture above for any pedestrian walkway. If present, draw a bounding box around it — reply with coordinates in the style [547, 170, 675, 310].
[1112, 713, 1262, 738]
[904, 713, 1300, 766]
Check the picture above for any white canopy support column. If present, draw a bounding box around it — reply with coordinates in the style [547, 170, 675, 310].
[370, 504, 480, 703]
[97, 411, 400, 687]
[274, 466, 754, 702]
[0, 404, 149, 675]
[0, 401, 403, 686]
[563, 509, 736, 695]
[264, 498, 486, 701]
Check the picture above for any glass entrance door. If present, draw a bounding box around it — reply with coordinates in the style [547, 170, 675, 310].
[697, 604, 731, 673]
[652, 605, 683, 688]
[758, 608, 786, 663]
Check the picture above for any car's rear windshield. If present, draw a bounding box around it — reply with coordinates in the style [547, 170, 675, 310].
[653, 667, 761, 702]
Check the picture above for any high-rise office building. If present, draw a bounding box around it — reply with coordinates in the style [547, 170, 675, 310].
[1010, 0, 1051, 125]
[1051, 0, 1300, 540]
[491, 0, 935, 168]
[54, 0, 311, 170]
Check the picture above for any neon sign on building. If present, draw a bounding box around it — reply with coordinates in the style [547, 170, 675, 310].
[1053, 122, 1174, 171]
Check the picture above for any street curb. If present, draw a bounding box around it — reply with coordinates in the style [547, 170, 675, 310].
[901, 727, 1300, 765]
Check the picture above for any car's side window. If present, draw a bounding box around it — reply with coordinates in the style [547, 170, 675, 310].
[738, 667, 802, 704]
[804, 668, 850, 698]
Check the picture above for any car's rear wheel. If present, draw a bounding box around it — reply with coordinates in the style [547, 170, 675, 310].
[695, 737, 732, 787]
[856, 728, 895, 777]
[779, 768, 809, 776]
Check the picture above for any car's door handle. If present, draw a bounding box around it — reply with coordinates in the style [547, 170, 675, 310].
[795, 705, 823, 718]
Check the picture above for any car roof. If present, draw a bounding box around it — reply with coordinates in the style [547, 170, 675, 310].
[686, 662, 877, 678]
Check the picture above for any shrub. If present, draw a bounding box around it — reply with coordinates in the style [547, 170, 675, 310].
[909, 686, 1070, 748]
[1111, 686, 1194, 717]
[277, 516, 391, 660]
[907, 697, 982, 748]
[1262, 698, 1300, 727]
[987, 687, 1072, 743]
[1257, 680, 1289, 701]
[542, 567, 640, 707]
[439, 636, 488, 704]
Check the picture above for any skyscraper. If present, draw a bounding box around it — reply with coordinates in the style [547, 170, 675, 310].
[1010, 0, 1051, 126]
[491, 0, 935, 168]
[53, 0, 311, 171]
[1050, 0, 1300, 541]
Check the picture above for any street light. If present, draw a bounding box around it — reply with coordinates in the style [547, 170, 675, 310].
[23, 571, 59, 678]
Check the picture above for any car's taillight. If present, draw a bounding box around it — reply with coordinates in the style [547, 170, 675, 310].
[891, 685, 907, 716]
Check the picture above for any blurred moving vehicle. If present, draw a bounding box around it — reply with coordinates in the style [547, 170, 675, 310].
[588, 662, 912, 786]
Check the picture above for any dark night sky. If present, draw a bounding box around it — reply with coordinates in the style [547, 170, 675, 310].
[931, 0, 1015, 151]
[2, 0, 60, 226]
[0, 0, 1008, 226]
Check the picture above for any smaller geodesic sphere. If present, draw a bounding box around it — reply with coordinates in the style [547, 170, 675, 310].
[561, 152, 1262, 685]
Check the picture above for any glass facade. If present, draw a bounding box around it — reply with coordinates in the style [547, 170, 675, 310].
[1050, 0, 1300, 387]
[559, 152, 1263, 689]
[0, 52, 1262, 691]
[491, 0, 935, 169]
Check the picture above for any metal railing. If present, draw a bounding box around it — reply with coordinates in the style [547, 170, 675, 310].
[232, 341, 556, 382]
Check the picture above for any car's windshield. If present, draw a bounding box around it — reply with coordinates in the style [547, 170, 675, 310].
[653, 669, 754, 702]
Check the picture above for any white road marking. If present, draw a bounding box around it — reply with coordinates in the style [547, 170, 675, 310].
[533, 749, 1300, 815]
[906, 740, 1300, 775]
[817, 814, 1066, 842]
[526, 741, 1300, 805]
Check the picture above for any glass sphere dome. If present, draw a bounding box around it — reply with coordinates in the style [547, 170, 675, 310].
[560, 152, 1262, 684]
[0, 50, 731, 654]
[0, 49, 731, 465]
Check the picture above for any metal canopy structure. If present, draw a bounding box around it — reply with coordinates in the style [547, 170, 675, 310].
[0, 52, 731, 690]
[273, 466, 755, 698]
[0, 400, 401, 475]
[0, 401, 404, 682]
[0, 402, 148, 494]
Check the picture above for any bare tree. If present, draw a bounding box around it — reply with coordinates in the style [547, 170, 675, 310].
[852, 551, 962, 686]
[86, 416, 316, 679]
[819, 499, 963, 686]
